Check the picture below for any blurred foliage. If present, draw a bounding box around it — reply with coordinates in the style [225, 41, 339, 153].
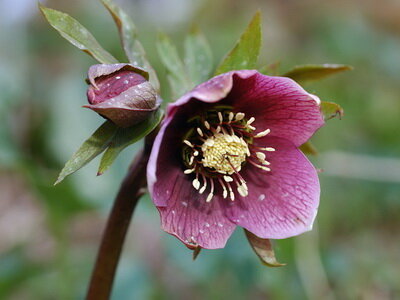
[1, 0, 400, 299]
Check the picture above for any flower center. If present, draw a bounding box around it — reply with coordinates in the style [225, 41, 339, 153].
[201, 132, 249, 175]
[182, 107, 275, 202]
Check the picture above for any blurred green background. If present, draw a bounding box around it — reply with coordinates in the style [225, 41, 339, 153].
[1, 0, 400, 299]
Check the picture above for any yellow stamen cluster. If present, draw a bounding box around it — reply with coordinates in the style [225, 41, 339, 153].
[182, 109, 275, 203]
[201, 133, 249, 175]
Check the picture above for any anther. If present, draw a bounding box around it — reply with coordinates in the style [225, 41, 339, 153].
[204, 121, 210, 130]
[197, 128, 204, 137]
[199, 185, 207, 194]
[248, 159, 271, 171]
[247, 117, 255, 125]
[206, 180, 215, 202]
[192, 178, 200, 190]
[218, 112, 223, 124]
[218, 178, 228, 199]
[228, 112, 234, 122]
[223, 181, 234, 201]
[256, 152, 266, 160]
[183, 140, 194, 147]
[184, 168, 195, 174]
[235, 112, 245, 121]
[224, 175, 233, 182]
[237, 184, 248, 197]
[206, 193, 214, 202]
[254, 129, 271, 138]
[199, 176, 207, 194]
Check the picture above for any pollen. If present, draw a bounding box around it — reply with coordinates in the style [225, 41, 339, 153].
[182, 109, 273, 202]
[201, 133, 249, 174]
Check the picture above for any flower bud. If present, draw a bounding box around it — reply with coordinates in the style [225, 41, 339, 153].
[84, 63, 160, 128]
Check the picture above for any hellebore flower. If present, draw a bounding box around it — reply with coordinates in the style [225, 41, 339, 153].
[147, 70, 324, 249]
[85, 63, 160, 128]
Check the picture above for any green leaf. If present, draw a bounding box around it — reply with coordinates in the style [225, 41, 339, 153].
[101, 0, 160, 91]
[39, 4, 118, 64]
[300, 141, 318, 156]
[157, 32, 193, 99]
[55, 121, 117, 185]
[259, 61, 281, 76]
[184, 25, 213, 86]
[321, 101, 344, 120]
[215, 11, 262, 75]
[244, 229, 286, 267]
[97, 109, 163, 175]
[283, 64, 353, 84]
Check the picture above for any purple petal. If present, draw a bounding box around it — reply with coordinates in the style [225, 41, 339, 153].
[148, 113, 236, 249]
[87, 63, 148, 90]
[147, 70, 323, 248]
[224, 136, 320, 239]
[155, 174, 236, 249]
[225, 73, 324, 146]
[161, 70, 323, 147]
[84, 82, 160, 128]
[148, 71, 259, 192]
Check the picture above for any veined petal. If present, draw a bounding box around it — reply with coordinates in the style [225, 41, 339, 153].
[226, 73, 324, 147]
[156, 174, 236, 249]
[148, 117, 236, 248]
[147, 70, 324, 249]
[224, 136, 320, 239]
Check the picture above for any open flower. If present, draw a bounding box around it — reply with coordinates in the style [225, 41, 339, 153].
[85, 63, 160, 128]
[147, 70, 324, 249]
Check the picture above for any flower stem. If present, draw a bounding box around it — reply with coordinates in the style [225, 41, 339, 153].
[86, 146, 150, 300]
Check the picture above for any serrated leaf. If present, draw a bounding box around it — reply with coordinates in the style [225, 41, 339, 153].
[101, 0, 160, 91]
[215, 11, 262, 75]
[283, 64, 353, 84]
[97, 109, 163, 175]
[157, 33, 193, 99]
[55, 121, 117, 185]
[300, 141, 318, 156]
[244, 229, 286, 267]
[184, 25, 213, 86]
[321, 101, 344, 120]
[39, 4, 118, 64]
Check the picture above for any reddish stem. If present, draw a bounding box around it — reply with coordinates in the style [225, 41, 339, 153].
[86, 146, 150, 300]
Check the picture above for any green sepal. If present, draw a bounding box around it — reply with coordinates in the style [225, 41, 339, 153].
[215, 11, 262, 75]
[244, 229, 286, 267]
[300, 141, 318, 156]
[97, 109, 163, 175]
[192, 246, 202, 261]
[55, 121, 117, 185]
[39, 3, 117, 64]
[283, 64, 353, 84]
[101, 0, 160, 91]
[157, 32, 194, 99]
[55, 109, 163, 184]
[321, 101, 344, 120]
[184, 25, 213, 86]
